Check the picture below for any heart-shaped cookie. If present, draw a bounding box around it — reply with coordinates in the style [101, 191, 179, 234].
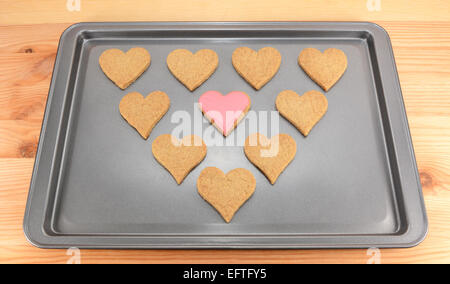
[197, 167, 256, 223]
[119, 91, 170, 139]
[99, 47, 151, 90]
[167, 49, 219, 91]
[152, 134, 207, 184]
[232, 47, 281, 90]
[298, 48, 347, 91]
[244, 133, 297, 184]
[276, 90, 328, 136]
[199, 91, 251, 136]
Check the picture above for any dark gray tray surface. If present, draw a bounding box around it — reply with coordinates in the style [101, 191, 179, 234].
[24, 22, 427, 249]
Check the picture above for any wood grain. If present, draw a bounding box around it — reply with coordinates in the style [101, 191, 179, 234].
[0, 0, 449, 264]
[1, 0, 450, 24]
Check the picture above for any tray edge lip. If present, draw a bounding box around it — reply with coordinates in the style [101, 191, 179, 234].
[364, 21, 428, 248]
[23, 22, 88, 249]
[365, 21, 428, 247]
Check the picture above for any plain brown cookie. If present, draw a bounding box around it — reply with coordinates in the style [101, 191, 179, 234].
[276, 90, 328, 136]
[99, 47, 151, 90]
[197, 167, 256, 223]
[298, 48, 347, 91]
[119, 91, 170, 139]
[232, 47, 281, 90]
[244, 133, 297, 185]
[167, 49, 219, 91]
[152, 134, 207, 184]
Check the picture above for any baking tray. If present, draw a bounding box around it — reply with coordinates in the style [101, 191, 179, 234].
[23, 22, 427, 249]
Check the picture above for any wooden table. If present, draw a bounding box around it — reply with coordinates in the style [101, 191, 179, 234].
[0, 0, 449, 264]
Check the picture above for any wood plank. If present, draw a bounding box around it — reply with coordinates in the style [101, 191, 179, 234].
[1, 22, 449, 121]
[0, 54, 54, 122]
[0, 158, 449, 263]
[0, 120, 41, 158]
[0, 24, 62, 122]
[0, 17, 449, 262]
[1, 0, 450, 25]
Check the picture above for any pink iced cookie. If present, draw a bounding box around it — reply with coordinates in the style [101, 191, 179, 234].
[199, 91, 251, 136]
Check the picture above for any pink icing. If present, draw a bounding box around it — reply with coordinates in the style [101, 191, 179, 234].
[199, 91, 250, 135]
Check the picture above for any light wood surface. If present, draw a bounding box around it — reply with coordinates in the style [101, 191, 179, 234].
[0, 0, 449, 264]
